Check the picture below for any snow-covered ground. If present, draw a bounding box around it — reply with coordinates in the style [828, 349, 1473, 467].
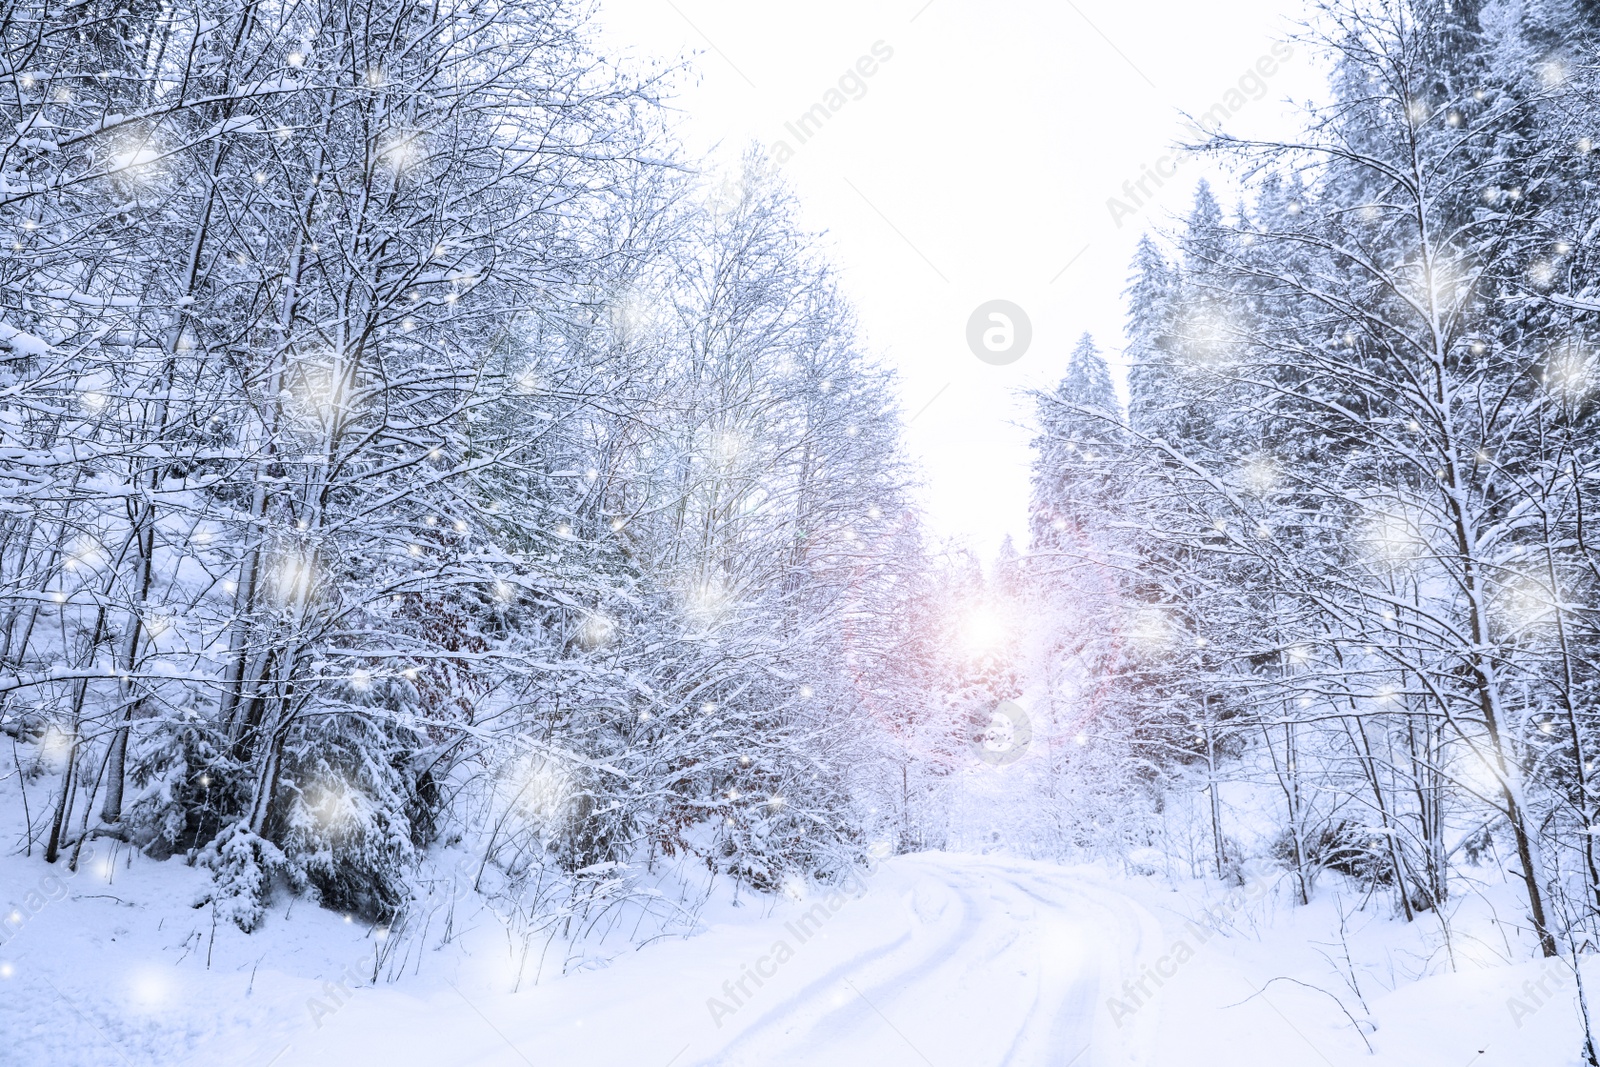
[3, 830, 1595, 1066]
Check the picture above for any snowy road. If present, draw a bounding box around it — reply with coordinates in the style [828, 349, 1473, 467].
[20, 846, 1571, 1067]
[686, 856, 1158, 1067]
[280, 854, 1166, 1067]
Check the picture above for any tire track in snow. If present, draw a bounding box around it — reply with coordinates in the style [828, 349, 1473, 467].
[696, 870, 989, 1064]
[691, 856, 1161, 1067]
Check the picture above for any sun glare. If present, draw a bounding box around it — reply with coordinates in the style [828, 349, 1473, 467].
[961, 606, 1007, 654]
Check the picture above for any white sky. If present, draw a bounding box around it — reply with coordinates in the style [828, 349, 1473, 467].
[595, 0, 1327, 559]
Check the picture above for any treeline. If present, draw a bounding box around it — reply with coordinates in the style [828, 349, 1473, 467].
[1032, 0, 1600, 957]
[0, 0, 921, 927]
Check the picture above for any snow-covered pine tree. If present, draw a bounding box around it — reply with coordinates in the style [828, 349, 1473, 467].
[1083, 0, 1600, 951]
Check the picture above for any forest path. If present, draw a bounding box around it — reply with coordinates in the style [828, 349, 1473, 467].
[677, 853, 1162, 1067]
[287, 853, 1164, 1067]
